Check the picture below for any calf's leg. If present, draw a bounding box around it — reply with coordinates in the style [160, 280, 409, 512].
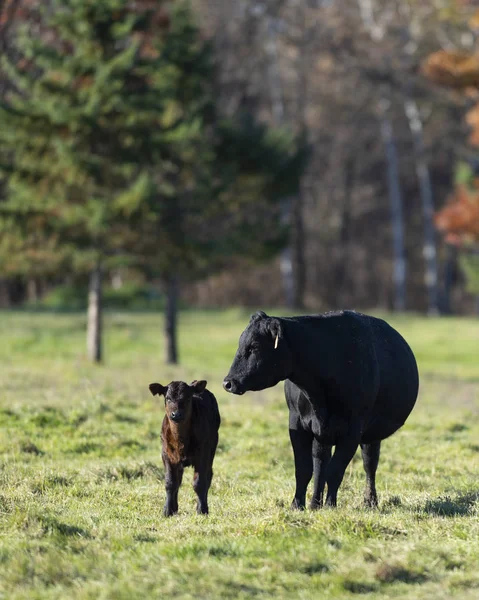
[164, 463, 183, 517]
[193, 467, 212, 515]
[360, 441, 380, 508]
[289, 426, 313, 510]
[310, 440, 332, 510]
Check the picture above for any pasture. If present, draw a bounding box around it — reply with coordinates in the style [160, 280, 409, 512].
[0, 309, 478, 599]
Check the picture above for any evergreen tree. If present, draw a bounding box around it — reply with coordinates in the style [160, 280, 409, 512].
[0, 0, 185, 362]
[0, 0, 305, 363]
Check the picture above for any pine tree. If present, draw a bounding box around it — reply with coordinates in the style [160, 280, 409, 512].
[0, 0, 181, 361]
[0, 0, 305, 363]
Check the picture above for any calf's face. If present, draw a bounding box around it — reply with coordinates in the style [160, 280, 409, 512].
[149, 380, 207, 424]
[223, 311, 292, 395]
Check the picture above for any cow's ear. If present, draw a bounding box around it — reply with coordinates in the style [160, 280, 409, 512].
[149, 383, 167, 396]
[251, 310, 268, 322]
[268, 318, 283, 350]
[191, 380, 207, 394]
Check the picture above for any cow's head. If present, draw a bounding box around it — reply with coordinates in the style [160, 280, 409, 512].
[149, 380, 207, 424]
[223, 311, 292, 395]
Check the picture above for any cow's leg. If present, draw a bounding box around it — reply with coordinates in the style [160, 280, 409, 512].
[360, 441, 380, 508]
[163, 462, 182, 517]
[289, 425, 314, 510]
[324, 433, 360, 507]
[193, 466, 211, 515]
[310, 440, 332, 510]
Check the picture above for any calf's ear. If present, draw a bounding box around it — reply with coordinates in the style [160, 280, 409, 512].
[149, 383, 167, 396]
[191, 380, 207, 393]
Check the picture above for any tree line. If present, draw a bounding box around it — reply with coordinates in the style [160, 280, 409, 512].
[1, 0, 479, 367]
[186, 0, 479, 316]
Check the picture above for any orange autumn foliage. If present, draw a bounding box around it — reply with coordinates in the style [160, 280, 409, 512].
[465, 103, 479, 145]
[435, 185, 479, 244]
[422, 49, 479, 88]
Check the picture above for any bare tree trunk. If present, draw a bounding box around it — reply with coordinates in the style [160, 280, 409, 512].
[0, 279, 10, 308]
[290, 4, 313, 311]
[265, 15, 306, 308]
[164, 276, 178, 365]
[265, 17, 285, 125]
[292, 191, 306, 309]
[379, 102, 407, 311]
[265, 18, 294, 307]
[335, 157, 355, 307]
[404, 98, 440, 315]
[27, 278, 40, 304]
[87, 263, 102, 363]
[357, 0, 406, 310]
[441, 243, 456, 315]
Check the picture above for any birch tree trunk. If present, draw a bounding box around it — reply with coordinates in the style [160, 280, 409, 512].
[379, 102, 407, 311]
[404, 98, 440, 315]
[335, 157, 355, 307]
[265, 14, 306, 308]
[164, 276, 178, 365]
[27, 278, 40, 304]
[441, 243, 456, 315]
[87, 262, 102, 363]
[357, 0, 406, 310]
[292, 190, 306, 308]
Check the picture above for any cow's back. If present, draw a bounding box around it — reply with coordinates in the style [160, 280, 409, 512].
[284, 311, 418, 443]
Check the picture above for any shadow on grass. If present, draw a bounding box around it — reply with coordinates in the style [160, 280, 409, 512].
[41, 516, 91, 539]
[343, 580, 378, 594]
[21, 441, 44, 456]
[299, 561, 330, 576]
[375, 562, 428, 584]
[423, 492, 479, 516]
[95, 461, 163, 483]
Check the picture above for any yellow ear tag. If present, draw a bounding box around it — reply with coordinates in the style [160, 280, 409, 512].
[274, 334, 279, 349]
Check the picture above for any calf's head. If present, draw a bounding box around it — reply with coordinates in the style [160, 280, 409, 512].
[223, 311, 292, 395]
[149, 380, 207, 424]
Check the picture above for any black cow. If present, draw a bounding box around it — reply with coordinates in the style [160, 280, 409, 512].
[223, 310, 419, 509]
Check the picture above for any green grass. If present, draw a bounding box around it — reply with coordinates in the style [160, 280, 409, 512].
[0, 309, 478, 599]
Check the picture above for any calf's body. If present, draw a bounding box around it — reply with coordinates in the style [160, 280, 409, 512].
[149, 380, 220, 516]
[223, 310, 419, 508]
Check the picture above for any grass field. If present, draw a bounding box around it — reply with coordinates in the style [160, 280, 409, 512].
[0, 309, 478, 599]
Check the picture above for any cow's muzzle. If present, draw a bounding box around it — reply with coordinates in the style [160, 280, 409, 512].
[222, 379, 244, 395]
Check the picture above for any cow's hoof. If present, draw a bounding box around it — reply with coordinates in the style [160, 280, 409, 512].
[310, 499, 323, 510]
[364, 495, 378, 509]
[291, 498, 306, 511]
